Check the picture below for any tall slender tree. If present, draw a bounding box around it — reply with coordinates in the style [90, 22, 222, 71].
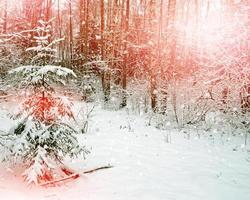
[120, 0, 130, 108]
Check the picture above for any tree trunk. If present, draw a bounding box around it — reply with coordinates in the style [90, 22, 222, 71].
[167, 0, 178, 124]
[158, 0, 168, 114]
[69, 0, 73, 66]
[120, 0, 130, 108]
[100, 0, 110, 104]
[2, 0, 7, 34]
[148, 0, 157, 112]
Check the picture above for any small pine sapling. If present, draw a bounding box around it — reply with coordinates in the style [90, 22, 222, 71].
[1, 19, 88, 185]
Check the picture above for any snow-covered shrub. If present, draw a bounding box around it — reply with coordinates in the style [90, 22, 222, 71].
[76, 104, 95, 134]
[172, 76, 214, 127]
[77, 73, 99, 102]
[127, 79, 150, 115]
[166, 62, 250, 141]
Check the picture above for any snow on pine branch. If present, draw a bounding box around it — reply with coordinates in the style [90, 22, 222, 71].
[26, 46, 57, 53]
[9, 65, 77, 86]
[1, 117, 87, 185]
[23, 146, 53, 185]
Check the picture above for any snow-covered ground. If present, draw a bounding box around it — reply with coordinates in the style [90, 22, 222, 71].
[0, 101, 250, 200]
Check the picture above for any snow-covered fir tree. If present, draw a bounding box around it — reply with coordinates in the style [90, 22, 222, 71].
[0, 19, 88, 185]
[26, 19, 64, 66]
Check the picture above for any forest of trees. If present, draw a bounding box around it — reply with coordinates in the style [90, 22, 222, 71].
[0, 0, 249, 129]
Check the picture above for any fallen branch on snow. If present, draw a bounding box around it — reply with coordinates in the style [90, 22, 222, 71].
[39, 173, 80, 187]
[83, 165, 113, 174]
[39, 165, 113, 187]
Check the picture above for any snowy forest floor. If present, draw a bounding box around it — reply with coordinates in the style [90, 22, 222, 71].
[0, 100, 250, 200]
